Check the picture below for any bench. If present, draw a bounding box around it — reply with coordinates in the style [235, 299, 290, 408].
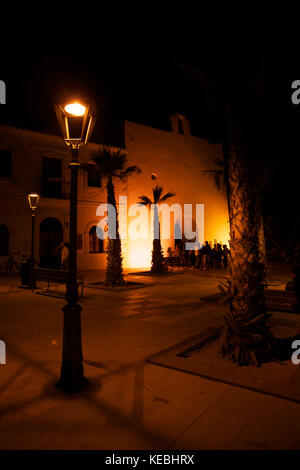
[34, 268, 84, 297]
[163, 256, 182, 268]
[266, 289, 299, 313]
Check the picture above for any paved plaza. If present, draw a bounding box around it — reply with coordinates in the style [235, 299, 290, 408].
[0, 265, 300, 450]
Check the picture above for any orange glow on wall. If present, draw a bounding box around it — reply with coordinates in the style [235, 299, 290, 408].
[124, 218, 229, 268]
[209, 223, 230, 246]
[126, 239, 152, 268]
[204, 205, 230, 246]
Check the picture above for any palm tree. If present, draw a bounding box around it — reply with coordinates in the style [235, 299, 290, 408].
[218, 105, 274, 365]
[82, 145, 141, 286]
[138, 185, 175, 273]
[203, 155, 269, 271]
[176, 55, 275, 365]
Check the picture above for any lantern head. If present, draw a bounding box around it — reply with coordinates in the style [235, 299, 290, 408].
[54, 101, 96, 149]
[28, 193, 40, 211]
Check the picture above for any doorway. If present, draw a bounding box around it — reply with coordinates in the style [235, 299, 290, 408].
[39, 217, 63, 268]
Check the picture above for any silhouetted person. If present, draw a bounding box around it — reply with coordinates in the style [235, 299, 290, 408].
[175, 242, 185, 266]
[201, 241, 212, 271]
[167, 247, 173, 257]
[223, 244, 229, 268]
[60, 241, 69, 271]
[217, 243, 223, 268]
[212, 243, 222, 268]
[189, 250, 196, 267]
[195, 248, 202, 268]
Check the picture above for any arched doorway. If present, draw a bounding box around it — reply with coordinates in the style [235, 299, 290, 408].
[39, 217, 63, 268]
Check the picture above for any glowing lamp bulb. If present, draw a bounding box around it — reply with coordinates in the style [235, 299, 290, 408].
[64, 102, 86, 117]
[28, 193, 40, 210]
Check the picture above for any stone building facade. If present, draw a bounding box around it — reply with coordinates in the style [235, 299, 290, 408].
[0, 115, 229, 270]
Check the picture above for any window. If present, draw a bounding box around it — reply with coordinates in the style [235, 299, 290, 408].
[0, 224, 9, 256]
[41, 157, 62, 197]
[89, 226, 104, 253]
[87, 168, 102, 188]
[0, 150, 12, 178]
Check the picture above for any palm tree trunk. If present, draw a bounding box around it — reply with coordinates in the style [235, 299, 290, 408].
[256, 193, 269, 279]
[104, 178, 125, 286]
[219, 105, 275, 366]
[151, 204, 165, 273]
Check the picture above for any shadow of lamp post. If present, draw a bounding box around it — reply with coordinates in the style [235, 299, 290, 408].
[54, 101, 96, 392]
[27, 193, 40, 289]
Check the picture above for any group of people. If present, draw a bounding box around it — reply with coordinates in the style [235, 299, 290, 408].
[167, 241, 230, 270]
[58, 238, 229, 272]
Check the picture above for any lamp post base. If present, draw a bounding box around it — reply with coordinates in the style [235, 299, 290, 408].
[56, 302, 89, 393]
[55, 372, 89, 393]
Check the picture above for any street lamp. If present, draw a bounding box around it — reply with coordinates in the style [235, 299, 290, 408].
[28, 193, 39, 289]
[54, 101, 96, 392]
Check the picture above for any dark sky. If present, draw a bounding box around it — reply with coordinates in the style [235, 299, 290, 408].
[1, 13, 299, 232]
[0, 26, 296, 140]
[1, 32, 213, 143]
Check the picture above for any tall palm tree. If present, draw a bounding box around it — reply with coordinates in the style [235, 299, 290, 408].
[138, 185, 175, 273]
[176, 55, 275, 365]
[218, 104, 274, 365]
[83, 145, 141, 286]
[203, 154, 269, 270]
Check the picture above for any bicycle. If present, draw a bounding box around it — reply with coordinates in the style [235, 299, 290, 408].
[0, 252, 25, 274]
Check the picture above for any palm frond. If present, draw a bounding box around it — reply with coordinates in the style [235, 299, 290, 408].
[138, 195, 152, 206]
[87, 145, 136, 181]
[118, 165, 141, 180]
[173, 59, 215, 90]
[159, 191, 176, 202]
[202, 169, 223, 190]
[152, 185, 163, 204]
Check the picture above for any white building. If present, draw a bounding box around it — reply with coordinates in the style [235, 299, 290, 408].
[0, 115, 229, 270]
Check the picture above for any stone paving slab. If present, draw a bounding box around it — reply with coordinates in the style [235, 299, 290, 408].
[147, 323, 300, 404]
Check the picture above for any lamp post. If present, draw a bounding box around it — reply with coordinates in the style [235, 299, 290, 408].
[54, 101, 96, 392]
[28, 193, 39, 289]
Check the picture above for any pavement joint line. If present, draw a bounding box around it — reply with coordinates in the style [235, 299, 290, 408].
[146, 359, 300, 406]
[165, 405, 213, 450]
[146, 327, 300, 406]
[228, 410, 259, 450]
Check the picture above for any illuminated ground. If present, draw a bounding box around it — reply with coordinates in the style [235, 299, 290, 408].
[1, 265, 300, 450]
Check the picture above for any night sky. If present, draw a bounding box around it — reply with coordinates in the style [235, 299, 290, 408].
[1, 13, 299, 240]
